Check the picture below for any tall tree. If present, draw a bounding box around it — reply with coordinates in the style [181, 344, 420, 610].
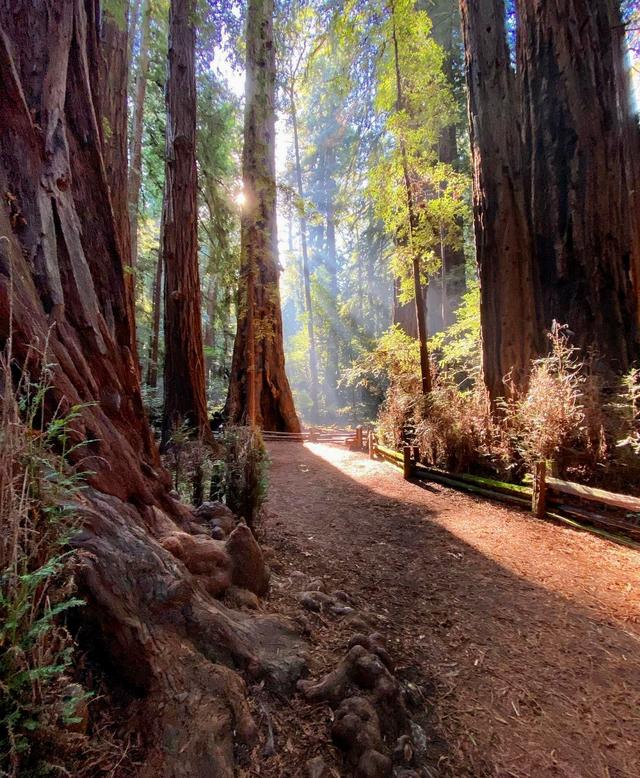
[100, 0, 137, 356]
[516, 0, 639, 371]
[389, 2, 431, 393]
[429, 0, 466, 329]
[161, 0, 210, 442]
[460, 0, 541, 401]
[0, 6, 303, 771]
[290, 85, 320, 420]
[226, 0, 301, 431]
[128, 0, 152, 268]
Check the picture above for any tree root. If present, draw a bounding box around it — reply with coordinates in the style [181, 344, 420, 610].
[73, 490, 307, 774]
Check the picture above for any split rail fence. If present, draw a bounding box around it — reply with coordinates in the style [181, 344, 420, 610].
[262, 425, 640, 546]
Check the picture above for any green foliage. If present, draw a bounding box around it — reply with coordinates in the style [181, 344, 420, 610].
[0, 346, 90, 775]
[222, 426, 269, 527]
[615, 368, 640, 456]
[340, 325, 420, 398]
[430, 282, 480, 376]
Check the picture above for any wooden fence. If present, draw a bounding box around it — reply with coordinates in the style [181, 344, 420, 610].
[368, 434, 640, 546]
[261, 425, 640, 545]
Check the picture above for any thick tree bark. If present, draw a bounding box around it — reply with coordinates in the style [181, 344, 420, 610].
[516, 0, 639, 371]
[460, 0, 541, 401]
[429, 0, 466, 330]
[0, 5, 305, 773]
[99, 1, 138, 359]
[128, 0, 152, 268]
[226, 0, 300, 432]
[146, 248, 162, 387]
[161, 0, 210, 443]
[290, 89, 320, 420]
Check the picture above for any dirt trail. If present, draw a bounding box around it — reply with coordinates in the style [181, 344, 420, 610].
[261, 441, 640, 777]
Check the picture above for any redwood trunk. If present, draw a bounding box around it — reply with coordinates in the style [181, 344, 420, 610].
[460, 0, 541, 400]
[99, 1, 137, 356]
[430, 0, 466, 329]
[128, 0, 152, 268]
[146, 248, 162, 387]
[226, 0, 301, 432]
[161, 0, 210, 443]
[0, 5, 305, 772]
[516, 0, 639, 370]
[393, 276, 419, 338]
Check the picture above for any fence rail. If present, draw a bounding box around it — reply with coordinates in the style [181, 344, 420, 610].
[369, 434, 640, 547]
[262, 426, 640, 546]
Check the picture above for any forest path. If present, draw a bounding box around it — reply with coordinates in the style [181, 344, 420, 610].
[262, 441, 640, 777]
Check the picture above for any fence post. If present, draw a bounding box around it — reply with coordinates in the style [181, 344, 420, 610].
[309, 427, 317, 443]
[532, 460, 547, 518]
[354, 425, 363, 450]
[403, 445, 413, 480]
[368, 430, 375, 459]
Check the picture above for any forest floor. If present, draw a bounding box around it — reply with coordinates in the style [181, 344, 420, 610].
[256, 441, 640, 778]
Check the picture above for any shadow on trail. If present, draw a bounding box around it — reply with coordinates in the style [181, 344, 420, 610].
[266, 441, 640, 778]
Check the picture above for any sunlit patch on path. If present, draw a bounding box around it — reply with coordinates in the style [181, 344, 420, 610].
[265, 441, 640, 777]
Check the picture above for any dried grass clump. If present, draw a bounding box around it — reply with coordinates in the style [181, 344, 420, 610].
[414, 382, 492, 473]
[500, 329, 590, 468]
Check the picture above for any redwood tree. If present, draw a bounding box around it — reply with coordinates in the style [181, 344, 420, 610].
[161, 0, 210, 443]
[0, 3, 304, 771]
[226, 0, 301, 431]
[128, 0, 152, 267]
[460, 0, 542, 401]
[516, 0, 640, 371]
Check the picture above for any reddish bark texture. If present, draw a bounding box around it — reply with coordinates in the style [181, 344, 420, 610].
[99, 1, 139, 363]
[460, 0, 542, 400]
[226, 0, 301, 432]
[516, 0, 639, 371]
[161, 0, 210, 442]
[0, 5, 305, 773]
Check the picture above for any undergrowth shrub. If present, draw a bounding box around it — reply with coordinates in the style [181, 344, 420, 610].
[0, 343, 89, 775]
[223, 425, 269, 526]
[499, 329, 591, 468]
[371, 320, 639, 488]
[414, 382, 496, 473]
[163, 421, 216, 505]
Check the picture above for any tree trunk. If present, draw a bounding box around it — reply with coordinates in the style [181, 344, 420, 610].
[146, 248, 163, 387]
[128, 0, 152, 268]
[226, 0, 301, 432]
[324, 165, 340, 401]
[391, 7, 432, 394]
[204, 276, 218, 387]
[460, 0, 541, 401]
[0, 4, 305, 773]
[430, 0, 466, 326]
[516, 0, 639, 371]
[437, 123, 466, 326]
[161, 0, 210, 444]
[99, 1, 137, 357]
[127, 0, 142, 68]
[290, 89, 320, 421]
